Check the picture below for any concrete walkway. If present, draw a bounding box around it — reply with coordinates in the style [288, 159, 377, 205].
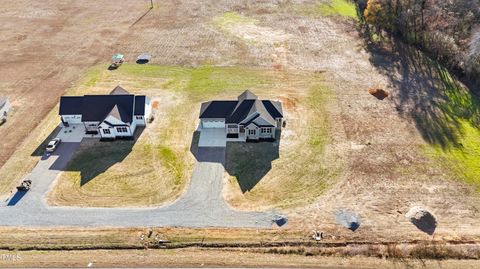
[0, 141, 278, 228]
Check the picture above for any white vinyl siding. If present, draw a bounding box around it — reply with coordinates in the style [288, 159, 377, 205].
[227, 124, 238, 133]
[116, 126, 128, 133]
[62, 115, 82, 124]
[261, 127, 272, 134]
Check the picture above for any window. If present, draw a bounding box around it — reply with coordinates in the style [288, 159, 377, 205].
[116, 127, 128, 133]
[261, 128, 272, 134]
[103, 129, 111, 135]
[136, 116, 143, 120]
[248, 129, 256, 135]
[227, 124, 237, 128]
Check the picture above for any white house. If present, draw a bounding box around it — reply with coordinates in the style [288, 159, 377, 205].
[59, 86, 152, 139]
[199, 90, 283, 142]
[0, 97, 10, 123]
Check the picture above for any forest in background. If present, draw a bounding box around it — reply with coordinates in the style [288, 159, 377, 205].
[355, 0, 480, 90]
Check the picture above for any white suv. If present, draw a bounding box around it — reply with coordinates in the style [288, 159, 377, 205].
[46, 138, 61, 152]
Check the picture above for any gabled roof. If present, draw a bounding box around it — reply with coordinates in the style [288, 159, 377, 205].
[0, 97, 8, 110]
[110, 85, 130, 95]
[134, 96, 146, 115]
[237, 90, 257, 102]
[59, 96, 83, 115]
[199, 101, 238, 118]
[82, 95, 134, 123]
[199, 91, 283, 125]
[103, 104, 131, 123]
[59, 86, 150, 124]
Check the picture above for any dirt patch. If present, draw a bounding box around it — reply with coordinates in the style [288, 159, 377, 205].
[368, 87, 389, 100]
[277, 96, 298, 111]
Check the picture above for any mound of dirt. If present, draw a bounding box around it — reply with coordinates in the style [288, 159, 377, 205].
[406, 206, 437, 235]
[335, 209, 360, 231]
[368, 88, 389, 100]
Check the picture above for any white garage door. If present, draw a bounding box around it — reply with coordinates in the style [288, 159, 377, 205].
[62, 115, 82, 124]
[202, 119, 225, 128]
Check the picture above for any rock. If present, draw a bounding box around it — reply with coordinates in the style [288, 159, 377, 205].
[273, 214, 288, 227]
[335, 209, 360, 231]
[406, 206, 437, 235]
[368, 88, 389, 100]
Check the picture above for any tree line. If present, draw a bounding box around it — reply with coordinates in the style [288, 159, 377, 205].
[354, 0, 480, 89]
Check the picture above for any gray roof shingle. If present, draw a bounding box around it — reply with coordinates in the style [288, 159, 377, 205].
[59, 96, 83, 115]
[199, 90, 283, 125]
[59, 86, 148, 124]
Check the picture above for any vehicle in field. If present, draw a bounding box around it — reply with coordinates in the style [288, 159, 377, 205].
[110, 54, 125, 68]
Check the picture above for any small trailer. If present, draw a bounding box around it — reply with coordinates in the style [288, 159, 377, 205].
[136, 53, 151, 64]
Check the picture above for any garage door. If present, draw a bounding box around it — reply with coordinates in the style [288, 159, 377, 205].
[202, 119, 225, 128]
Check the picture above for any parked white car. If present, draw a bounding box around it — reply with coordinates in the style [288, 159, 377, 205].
[46, 138, 61, 152]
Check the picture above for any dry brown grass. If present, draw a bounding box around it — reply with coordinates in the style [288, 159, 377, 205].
[1, 247, 480, 268]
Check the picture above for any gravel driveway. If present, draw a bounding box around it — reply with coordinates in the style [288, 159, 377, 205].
[0, 143, 278, 228]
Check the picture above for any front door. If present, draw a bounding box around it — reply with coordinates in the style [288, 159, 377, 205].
[247, 128, 258, 140]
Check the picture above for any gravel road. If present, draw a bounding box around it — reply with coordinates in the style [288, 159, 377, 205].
[0, 143, 277, 228]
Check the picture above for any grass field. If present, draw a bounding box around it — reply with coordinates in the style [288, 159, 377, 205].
[296, 0, 358, 20]
[224, 83, 337, 210]
[45, 64, 335, 207]
[421, 60, 480, 191]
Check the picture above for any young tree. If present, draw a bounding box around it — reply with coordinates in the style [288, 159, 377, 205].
[363, 0, 394, 36]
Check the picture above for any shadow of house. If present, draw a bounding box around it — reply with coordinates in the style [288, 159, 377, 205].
[225, 133, 280, 193]
[60, 127, 144, 186]
[189, 130, 280, 193]
[365, 40, 480, 149]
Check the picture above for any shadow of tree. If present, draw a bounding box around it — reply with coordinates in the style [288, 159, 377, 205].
[62, 128, 144, 186]
[365, 40, 480, 149]
[225, 133, 280, 193]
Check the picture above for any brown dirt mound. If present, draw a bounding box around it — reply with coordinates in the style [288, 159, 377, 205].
[368, 88, 389, 100]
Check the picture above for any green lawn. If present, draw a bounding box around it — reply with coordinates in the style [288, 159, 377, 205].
[296, 0, 358, 20]
[420, 58, 480, 191]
